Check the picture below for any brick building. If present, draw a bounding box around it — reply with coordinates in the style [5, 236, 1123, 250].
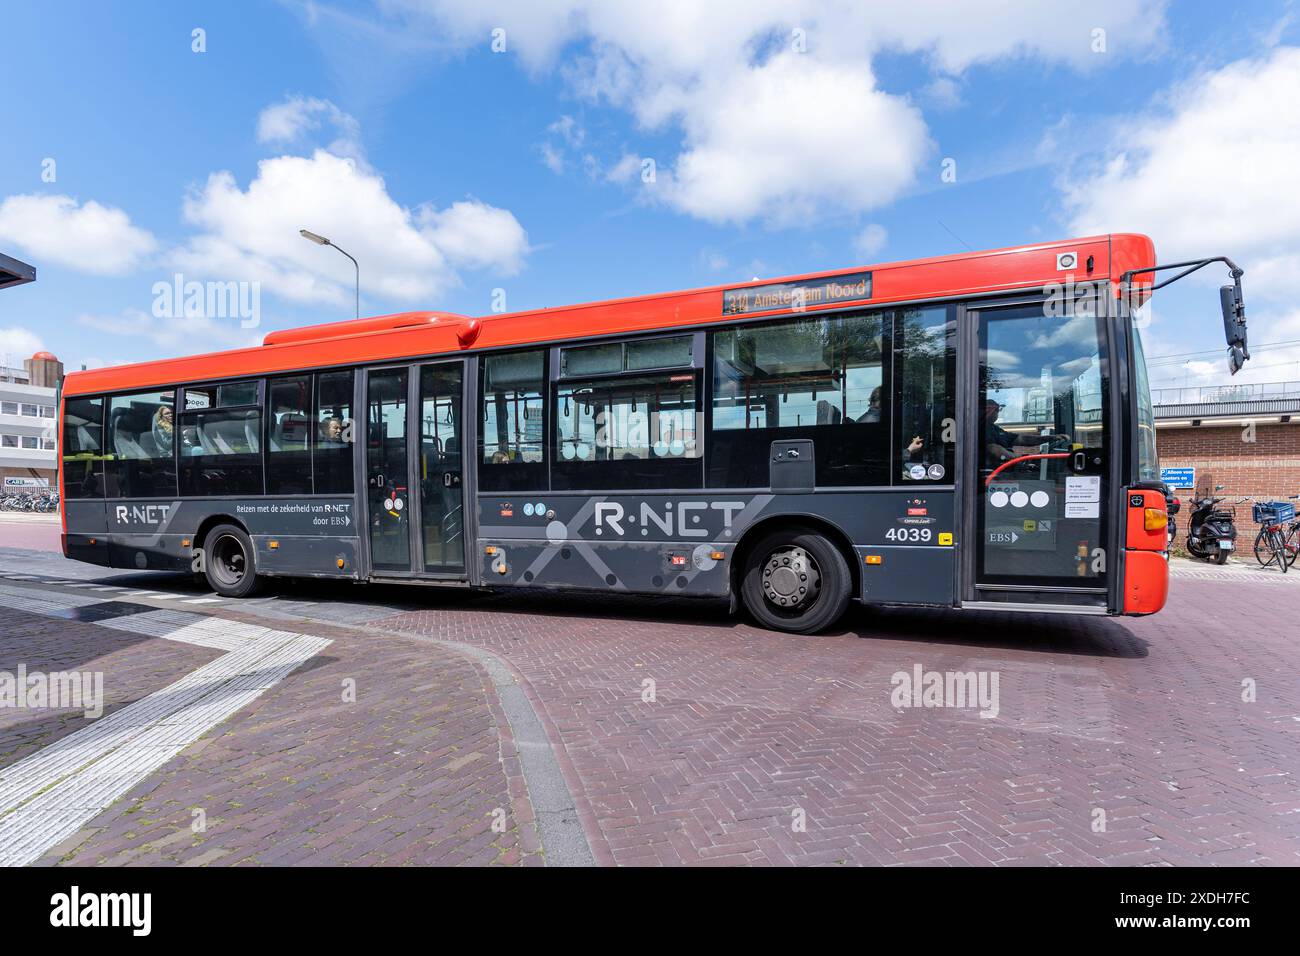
[1154, 382, 1300, 501]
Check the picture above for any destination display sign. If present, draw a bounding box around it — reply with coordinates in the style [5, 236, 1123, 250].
[723, 271, 873, 316]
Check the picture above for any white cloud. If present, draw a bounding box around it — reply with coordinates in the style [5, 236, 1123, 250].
[538, 114, 589, 174]
[665, 54, 928, 226]
[418, 200, 529, 273]
[0, 326, 44, 366]
[1062, 46, 1300, 391]
[392, 0, 1165, 225]
[1064, 46, 1300, 305]
[77, 308, 261, 356]
[257, 96, 367, 167]
[0, 194, 157, 275]
[172, 149, 530, 306]
[853, 223, 888, 260]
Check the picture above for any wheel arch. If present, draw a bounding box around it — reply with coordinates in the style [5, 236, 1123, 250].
[730, 512, 860, 602]
[194, 514, 250, 554]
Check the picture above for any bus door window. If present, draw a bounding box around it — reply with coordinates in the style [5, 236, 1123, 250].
[366, 368, 410, 570]
[977, 306, 1109, 583]
[420, 363, 464, 571]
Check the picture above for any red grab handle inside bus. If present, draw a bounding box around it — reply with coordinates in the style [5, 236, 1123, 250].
[984, 452, 1069, 486]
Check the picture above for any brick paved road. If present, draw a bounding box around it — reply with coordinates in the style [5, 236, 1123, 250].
[365, 570, 1300, 866]
[1, 545, 1296, 866]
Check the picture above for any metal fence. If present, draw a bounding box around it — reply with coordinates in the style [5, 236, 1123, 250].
[1151, 381, 1300, 406]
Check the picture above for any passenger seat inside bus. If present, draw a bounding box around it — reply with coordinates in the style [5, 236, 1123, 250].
[110, 407, 151, 459]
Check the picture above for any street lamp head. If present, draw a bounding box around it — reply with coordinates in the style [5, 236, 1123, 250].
[299, 229, 330, 246]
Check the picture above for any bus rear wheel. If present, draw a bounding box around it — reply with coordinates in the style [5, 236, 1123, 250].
[203, 523, 261, 598]
[741, 529, 851, 634]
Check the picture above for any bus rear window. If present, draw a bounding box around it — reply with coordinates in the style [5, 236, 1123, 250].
[62, 395, 104, 499]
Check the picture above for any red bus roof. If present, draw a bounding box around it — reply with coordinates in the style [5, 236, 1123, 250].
[62, 233, 1154, 397]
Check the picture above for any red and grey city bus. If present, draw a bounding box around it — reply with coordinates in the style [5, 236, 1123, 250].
[57, 234, 1249, 633]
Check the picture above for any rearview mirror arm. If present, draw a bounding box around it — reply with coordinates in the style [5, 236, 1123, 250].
[1118, 256, 1243, 296]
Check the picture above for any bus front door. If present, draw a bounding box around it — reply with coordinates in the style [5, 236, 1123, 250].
[365, 361, 468, 578]
[964, 301, 1113, 611]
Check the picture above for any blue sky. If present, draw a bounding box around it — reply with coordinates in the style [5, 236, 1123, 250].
[2, 0, 1299, 393]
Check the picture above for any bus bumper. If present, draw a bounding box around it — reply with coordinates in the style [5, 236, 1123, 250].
[1123, 549, 1169, 615]
[1123, 487, 1170, 615]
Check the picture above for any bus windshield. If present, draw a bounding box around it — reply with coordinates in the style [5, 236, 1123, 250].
[1131, 323, 1159, 482]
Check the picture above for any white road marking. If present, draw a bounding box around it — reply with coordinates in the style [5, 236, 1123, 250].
[0, 579, 331, 867]
[184, 597, 223, 604]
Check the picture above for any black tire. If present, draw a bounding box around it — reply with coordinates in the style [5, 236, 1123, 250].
[201, 523, 261, 598]
[1213, 548, 1229, 565]
[1254, 528, 1271, 567]
[740, 528, 851, 634]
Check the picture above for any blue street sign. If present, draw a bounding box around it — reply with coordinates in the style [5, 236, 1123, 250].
[1160, 467, 1195, 489]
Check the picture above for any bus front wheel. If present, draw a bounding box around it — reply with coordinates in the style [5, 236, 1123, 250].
[203, 523, 261, 598]
[741, 529, 851, 634]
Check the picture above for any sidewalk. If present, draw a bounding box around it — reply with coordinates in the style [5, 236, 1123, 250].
[0, 574, 553, 866]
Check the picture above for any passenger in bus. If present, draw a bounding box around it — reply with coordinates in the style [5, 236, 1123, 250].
[856, 386, 926, 459]
[151, 404, 175, 451]
[318, 416, 346, 444]
[983, 399, 1067, 465]
[855, 386, 884, 423]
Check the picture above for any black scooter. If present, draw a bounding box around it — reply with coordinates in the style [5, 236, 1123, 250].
[1186, 486, 1238, 564]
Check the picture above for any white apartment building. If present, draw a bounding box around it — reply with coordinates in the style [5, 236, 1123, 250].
[0, 353, 60, 491]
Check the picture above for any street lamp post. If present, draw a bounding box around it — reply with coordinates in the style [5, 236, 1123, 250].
[299, 229, 360, 318]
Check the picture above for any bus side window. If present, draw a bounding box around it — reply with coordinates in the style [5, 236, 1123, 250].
[62, 395, 105, 499]
[178, 383, 263, 497]
[267, 375, 312, 494]
[480, 350, 546, 492]
[708, 312, 888, 488]
[314, 370, 354, 495]
[551, 370, 701, 491]
[892, 306, 956, 484]
[107, 389, 177, 498]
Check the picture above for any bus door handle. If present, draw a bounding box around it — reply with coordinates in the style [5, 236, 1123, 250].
[370, 472, 385, 488]
[443, 472, 460, 488]
[1072, 451, 1086, 472]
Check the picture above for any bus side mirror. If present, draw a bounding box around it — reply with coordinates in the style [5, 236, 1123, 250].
[1221, 283, 1248, 374]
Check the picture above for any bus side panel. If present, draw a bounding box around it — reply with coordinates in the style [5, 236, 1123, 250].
[474, 490, 957, 604]
[62, 498, 110, 567]
[100, 497, 361, 579]
[109, 534, 192, 572]
[856, 545, 955, 607]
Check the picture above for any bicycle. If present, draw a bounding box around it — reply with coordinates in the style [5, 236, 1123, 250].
[1252, 499, 1296, 573]
[1273, 494, 1300, 569]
